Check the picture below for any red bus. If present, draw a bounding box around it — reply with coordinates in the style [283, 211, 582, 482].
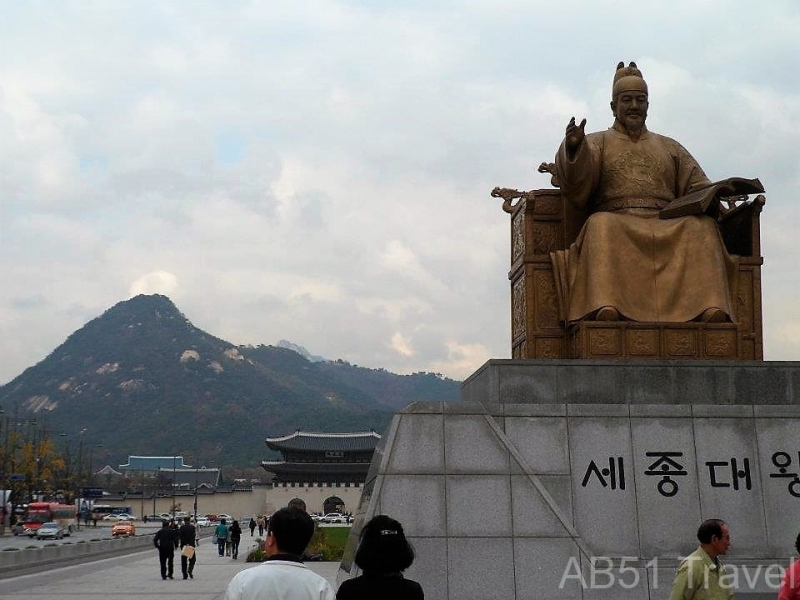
[20, 502, 77, 536]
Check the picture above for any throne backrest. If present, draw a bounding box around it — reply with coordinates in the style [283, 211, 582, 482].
[504, 188, 765, 360]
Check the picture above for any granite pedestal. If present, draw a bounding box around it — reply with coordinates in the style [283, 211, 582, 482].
[338, 360, 800, 600]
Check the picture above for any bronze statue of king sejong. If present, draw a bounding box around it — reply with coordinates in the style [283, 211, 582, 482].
[550, 62, 743, 324]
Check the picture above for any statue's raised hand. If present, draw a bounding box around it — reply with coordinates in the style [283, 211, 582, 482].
[565, 117, 587, 156]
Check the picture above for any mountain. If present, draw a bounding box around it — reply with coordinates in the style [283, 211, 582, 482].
[275, 340, 327, 363]
[316, 362, 459, 411]
[0, 294, 461, 468]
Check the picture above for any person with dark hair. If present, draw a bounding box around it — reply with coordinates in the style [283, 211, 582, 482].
[778, 532, 800, 600]
[178, 517, 197, 579]
[668, 518, 733, 600]
[230, 519, 242, 560]
[153, 520, 176, 580]
[222, 507, 335, 600]
[214, 518, 228, 557]
[337, 515, 423, 600]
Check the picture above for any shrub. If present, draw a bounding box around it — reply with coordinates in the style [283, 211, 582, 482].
[246, 548, 267, 562]
[307, 525, 349, 561]
[246, 539, 267, 563]
[243, 526, 350, 562]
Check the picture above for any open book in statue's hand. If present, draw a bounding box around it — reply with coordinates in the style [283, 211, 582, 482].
[659, 177, 764, 219]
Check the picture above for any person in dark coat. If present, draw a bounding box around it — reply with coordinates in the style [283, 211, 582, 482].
[178, 518, 198, 579]
[249, 517, 257, 537]
[230, 520, 242, 559]
[153, 521, 176, 580]
[336, 515, 424, 600]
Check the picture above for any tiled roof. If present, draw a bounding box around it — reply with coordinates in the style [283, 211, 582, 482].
[119, 456, 191, 471]
[171, 468, 220, 488]
[265, 430, 380, 452]
[260, 461, 371, 475]
[97, 465, 123, 476]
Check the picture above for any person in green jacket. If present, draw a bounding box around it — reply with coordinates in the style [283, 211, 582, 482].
[669, 519, 734, 600]
[215, 519, 229, 557]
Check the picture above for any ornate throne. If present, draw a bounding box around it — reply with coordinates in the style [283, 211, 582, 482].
[493, 177, 766, 361]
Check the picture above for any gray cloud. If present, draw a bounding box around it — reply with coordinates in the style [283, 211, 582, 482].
[1, 1, 798, 383]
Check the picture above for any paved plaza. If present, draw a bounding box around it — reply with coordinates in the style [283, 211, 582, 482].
[0, 536, 340, 600]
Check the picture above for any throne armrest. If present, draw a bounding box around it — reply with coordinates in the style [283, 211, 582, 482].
[718, 195, 766, 258]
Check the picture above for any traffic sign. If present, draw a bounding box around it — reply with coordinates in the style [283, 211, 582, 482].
[8, 474, 25, 482]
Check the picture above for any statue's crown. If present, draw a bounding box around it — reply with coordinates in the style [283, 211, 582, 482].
[612, 61, 648, 98]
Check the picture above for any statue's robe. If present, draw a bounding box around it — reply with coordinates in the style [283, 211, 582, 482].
[551, 123, 738, 323]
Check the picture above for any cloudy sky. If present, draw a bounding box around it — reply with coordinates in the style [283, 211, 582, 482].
[1, 1, 799, 384]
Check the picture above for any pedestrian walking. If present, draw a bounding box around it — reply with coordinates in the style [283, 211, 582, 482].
[222, 508, 335, 600]
[230, 520, 242, 560]
[179, 517, 198, 579]
[215, 519, 229, 557]
[668, 518, 733, 600]
[257, 515, 265, 537]
[778, 531, 800, 600]
[153, 521, 176, 580]
[249, 517, 257, 537]
[336, 514, 423, 600]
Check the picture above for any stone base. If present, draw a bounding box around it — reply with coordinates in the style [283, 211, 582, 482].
[339, 361, 800, 600]
[568, 321, 739, 360]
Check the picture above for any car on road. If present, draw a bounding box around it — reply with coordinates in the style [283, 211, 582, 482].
[216, 513, 233, 523]
[111, 520, 136, 537]
[36, 522, 66, 540]
[194, 516, 210, 527]
[149, 513, 171, 521]
[321, 513, 347, 524]
[11, 522, 34, 536]
[102, 513, 136, 521]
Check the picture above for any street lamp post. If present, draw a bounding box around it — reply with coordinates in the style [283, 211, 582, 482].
[172, 455, 177, 519]
[153, 467, 158, 517]
[194, 464, 199, 521]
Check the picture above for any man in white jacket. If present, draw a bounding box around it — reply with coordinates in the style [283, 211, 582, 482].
[222, 507, 335, 600]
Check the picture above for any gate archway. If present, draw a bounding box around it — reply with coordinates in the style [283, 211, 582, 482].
[323, 495, 344, 515]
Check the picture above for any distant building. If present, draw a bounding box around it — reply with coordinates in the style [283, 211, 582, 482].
[96, 465, 123, 476]
[118, 456, 220, 488]
[262, 430, 380, 485]
[261, 430, 381, 515]
[96, 436, 381, 517]
[119, 455, 191, 476]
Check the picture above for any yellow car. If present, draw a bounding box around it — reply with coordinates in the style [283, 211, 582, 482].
[111, 520, 136, 537]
